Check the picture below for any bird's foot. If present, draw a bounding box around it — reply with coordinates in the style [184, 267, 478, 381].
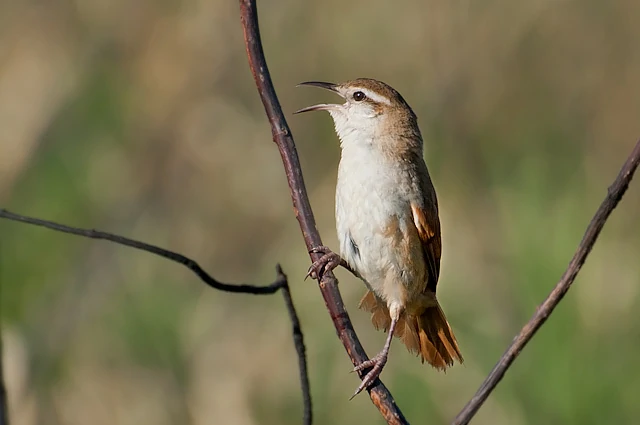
[350, 351, 389, 399]
[305, 246, 343, 281]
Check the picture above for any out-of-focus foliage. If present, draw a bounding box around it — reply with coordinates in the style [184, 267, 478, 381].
[1, 0, 639, 424]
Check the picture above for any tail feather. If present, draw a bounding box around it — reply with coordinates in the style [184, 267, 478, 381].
[417, 303, 463, 368]
[359, 291, 463, 369]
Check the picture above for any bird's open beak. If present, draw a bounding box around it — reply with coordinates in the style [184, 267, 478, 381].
[295, 81, 342, 114]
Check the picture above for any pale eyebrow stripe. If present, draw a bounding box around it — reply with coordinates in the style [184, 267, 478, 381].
[359, 88, 392, 106]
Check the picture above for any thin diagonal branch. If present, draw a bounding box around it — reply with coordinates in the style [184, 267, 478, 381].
[0, 209, 311, 425]
[453, 138, 640, 425]
[238, 0, 408, 424]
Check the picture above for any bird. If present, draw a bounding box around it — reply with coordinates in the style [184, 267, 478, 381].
[295, 78, 463, 398]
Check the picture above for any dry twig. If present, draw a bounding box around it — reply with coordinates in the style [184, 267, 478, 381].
[452, 138, 640, 425]
[0, 209, 311, 425]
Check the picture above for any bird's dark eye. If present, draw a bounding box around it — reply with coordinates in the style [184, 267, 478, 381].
[353, 91, 366, 102]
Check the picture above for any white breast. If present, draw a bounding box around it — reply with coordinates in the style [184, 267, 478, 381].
[335, 140, 413, 292]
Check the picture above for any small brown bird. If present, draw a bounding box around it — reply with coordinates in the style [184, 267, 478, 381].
[296, 78, 463, 397]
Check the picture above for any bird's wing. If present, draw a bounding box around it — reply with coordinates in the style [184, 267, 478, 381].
[410, 186, 441, 293]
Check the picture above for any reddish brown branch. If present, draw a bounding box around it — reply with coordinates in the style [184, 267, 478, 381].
[239, 0, 408, 423]
[452, 138, 640, 425]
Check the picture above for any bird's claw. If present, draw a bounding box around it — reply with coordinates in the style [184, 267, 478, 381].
[350, 353, 388, 400]
[305, 246, 342, 281]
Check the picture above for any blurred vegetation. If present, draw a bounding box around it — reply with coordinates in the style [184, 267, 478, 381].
[1, 0, 639, 424]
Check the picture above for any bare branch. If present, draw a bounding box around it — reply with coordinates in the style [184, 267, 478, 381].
[0, 209, 311, 425]
[238, 0, 408, 423]
[453, 138, 640, 425]
[279, 267, 312, 425]
[0, 209, 284, 294]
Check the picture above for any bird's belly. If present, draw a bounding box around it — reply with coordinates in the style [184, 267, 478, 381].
[335, 162, 425, 304]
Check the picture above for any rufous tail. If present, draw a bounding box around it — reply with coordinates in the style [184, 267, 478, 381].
[359, 290, 463, 369]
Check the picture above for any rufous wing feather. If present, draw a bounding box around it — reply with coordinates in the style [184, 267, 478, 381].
[410, 202, 441, 289]
[409, 201, 463, 367]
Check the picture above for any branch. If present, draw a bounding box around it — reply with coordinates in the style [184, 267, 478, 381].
[0, 210, 283, 294]
[453, 138, 640, 425]
[0, 209, 311, 425]
[238, 0, 408, 423]
[280, 272, 312, 424]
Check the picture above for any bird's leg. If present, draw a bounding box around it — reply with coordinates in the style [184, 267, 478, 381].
[350, 316, 398, 399]
[305, 245, 358, 281]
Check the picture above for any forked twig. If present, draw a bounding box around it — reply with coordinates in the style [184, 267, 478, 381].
[238, 0, 408, 423]
[452, 138, 640, 425]
[0, 209, 311, 425]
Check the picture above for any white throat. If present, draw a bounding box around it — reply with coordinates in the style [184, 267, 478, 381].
[328, 109, 378, 150]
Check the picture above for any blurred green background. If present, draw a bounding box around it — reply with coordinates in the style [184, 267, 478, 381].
[1, 0, 639, 424]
